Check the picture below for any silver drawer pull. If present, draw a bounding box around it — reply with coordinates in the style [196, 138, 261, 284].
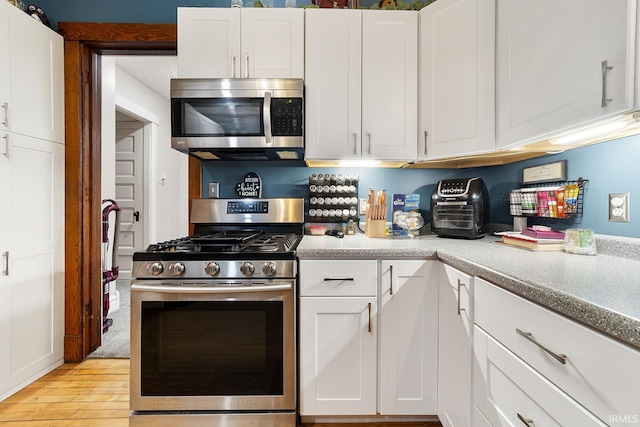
[323, 277, 354, 282]
[457, 278, 466, 315]
[517, 412, 534, 426]
[516, 328, 567, 365]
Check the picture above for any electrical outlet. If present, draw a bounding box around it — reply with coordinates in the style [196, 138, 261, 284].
[359, 198, 368, 215]
[609, 193, 630, 222]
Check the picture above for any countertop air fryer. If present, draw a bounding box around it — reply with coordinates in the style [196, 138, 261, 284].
[430, 177, 489, 239]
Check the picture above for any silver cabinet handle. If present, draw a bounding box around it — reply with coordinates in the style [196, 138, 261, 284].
[367, 302, 372, 333]
[231, 55, 236, 78]
[244, 53, 250, 78]
[456, 278, 466, 315]
[352, 131, 357, 155]
[367, 131, 372, 155]
[263, 91, 272, 144]
[517, 413, 534, 427]
[601, 59, 614, 107]
[1, 133, 8, 158]
[424, 130, 428, 156]
[1, 102, 7, 127]
[388, 265, 393, 295]
[516, 328, 567, 365]
[2, 251, 8, 276]
[353, 132, 358, 155]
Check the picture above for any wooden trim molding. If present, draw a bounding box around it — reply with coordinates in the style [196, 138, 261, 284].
[59, 23, 178, 362]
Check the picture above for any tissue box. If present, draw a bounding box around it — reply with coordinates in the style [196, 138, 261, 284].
[392, 194, 420, 232]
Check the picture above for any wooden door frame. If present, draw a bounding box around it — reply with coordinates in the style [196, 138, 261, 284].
[58, 23, 202, 362]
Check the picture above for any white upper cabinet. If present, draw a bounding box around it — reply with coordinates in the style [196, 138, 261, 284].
[0, 5, 9, 133]
[305, 9, 362, 160]
[418, 0, 495, 160]
[496, 0, 636, 149]
[177, 7, 304, 79]
[0, 2, 64, 143]
[305, 9, 417, 162]
[361, 11, 418, 161]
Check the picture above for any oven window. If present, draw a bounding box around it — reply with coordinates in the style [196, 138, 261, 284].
[172, 98, 264, 137]
[140, 301, 284, 396]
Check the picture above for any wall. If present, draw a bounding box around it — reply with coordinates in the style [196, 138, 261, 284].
[34, 0, 307, 28]
[203, 134, 640, 238]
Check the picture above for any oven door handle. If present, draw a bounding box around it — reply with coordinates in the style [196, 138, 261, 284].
[131, 283, 292, 294]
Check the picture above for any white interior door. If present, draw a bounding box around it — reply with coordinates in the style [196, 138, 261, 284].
[115, 121, 145, 279]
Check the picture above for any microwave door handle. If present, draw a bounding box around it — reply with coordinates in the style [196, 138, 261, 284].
[263, 91, 272, 144]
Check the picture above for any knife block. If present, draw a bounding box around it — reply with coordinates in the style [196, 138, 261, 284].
[365, 218, 387, 238]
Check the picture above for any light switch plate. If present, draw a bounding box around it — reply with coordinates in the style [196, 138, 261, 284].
[609, 193, 630, 222]
[359, 198, 368, 215]
[208, 182, 220, 199]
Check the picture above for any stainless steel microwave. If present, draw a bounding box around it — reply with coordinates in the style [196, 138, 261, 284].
[170, 78, 304, 161]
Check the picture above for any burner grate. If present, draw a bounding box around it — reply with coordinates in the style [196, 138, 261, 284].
[144, 231, 300, 255]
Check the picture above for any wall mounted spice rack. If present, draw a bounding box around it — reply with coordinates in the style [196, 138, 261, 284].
[308, 173, 359, 223]
[502, 177, 588, 218]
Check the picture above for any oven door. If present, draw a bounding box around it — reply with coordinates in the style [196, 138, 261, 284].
[130, 280, 296, 412]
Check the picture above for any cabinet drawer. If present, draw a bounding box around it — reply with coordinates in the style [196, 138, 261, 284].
[299, 260, 377, 297]
[475, 278, 640, 423]
[474, 327, 606, 427]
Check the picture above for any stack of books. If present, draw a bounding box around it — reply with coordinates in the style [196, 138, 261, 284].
[496, 227, 565, 251]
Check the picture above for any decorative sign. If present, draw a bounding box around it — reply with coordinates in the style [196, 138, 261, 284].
[235, 172, 262, 198]
[522, 160, 567, 184]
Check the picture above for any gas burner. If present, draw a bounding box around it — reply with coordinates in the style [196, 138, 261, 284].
[133, 198, 304, 269]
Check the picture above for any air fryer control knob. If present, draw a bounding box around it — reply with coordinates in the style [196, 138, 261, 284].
[205, 262, 221, 276]
[240, 262, 255, 277]
[262, 261, 277, 277]
[147, 262, 164, 276]
[168, 262, 185, 276]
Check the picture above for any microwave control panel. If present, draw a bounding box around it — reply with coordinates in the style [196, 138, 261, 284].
[271, 98, 303, 136]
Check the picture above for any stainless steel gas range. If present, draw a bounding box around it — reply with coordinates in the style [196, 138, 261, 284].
[129, 198, 303, 427]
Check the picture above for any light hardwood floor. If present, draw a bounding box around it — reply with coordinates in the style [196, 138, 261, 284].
[0, 359, 441, 427]
[0, 359, 129, 426]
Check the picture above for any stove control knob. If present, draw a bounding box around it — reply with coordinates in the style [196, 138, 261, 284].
[168, 262, 185, 276]
[262, 261, 277, 277]
[205, 262, 221, 277]
[240, 262, 255, 277]
[147, 262, 164, 276]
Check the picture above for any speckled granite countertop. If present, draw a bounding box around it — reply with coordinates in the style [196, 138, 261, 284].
[297, 233, 640, 351]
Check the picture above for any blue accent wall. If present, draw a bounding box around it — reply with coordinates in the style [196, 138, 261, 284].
[33, 0, 309, 28]
[203, 134, 640, 238]
[32, 1, 640, 238]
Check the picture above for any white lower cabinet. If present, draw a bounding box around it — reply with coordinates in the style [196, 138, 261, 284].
[474, 277, 640, 426]
[0, 133, 65, 400]
[299, 259, 438, 417]
[437, 264, 473, 427]
[299, 260, 378, 415]
[379, 260, 438, 415]
[299, 296, 377, 415]
[474, 326, 606, 426]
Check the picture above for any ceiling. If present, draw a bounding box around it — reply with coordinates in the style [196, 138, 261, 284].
[112, 55, 177, 99]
